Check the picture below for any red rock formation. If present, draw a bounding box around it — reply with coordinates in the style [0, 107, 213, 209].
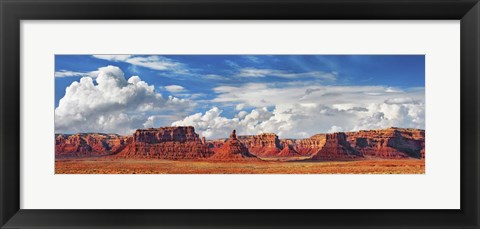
[115, 126, 212, 160]
[289, 134, 327, 156]
[205, 139, 226, 149]
[133, 126, 200, 143]
[209, 130, 258, 161]
[236, 133, 308, 158]
[345, 127, 425, 159]
[55, 126, 425, 161]
[55, 133, 129, 158]
[311, 133, 362, 160]
[277, 142, 301, 157]
[237, 133, 281, 157]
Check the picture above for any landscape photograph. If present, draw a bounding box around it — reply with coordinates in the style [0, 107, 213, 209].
[55, 55, 425, 174]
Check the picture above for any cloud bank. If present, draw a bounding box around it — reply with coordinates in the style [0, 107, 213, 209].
[173, 82, 425, 139]
[55, 56, 425, 139]
[55, 65, 192, 135]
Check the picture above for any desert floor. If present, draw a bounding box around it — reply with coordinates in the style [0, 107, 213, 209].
[55, 158, 425, 174]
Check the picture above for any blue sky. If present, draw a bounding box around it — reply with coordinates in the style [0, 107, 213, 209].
[54, 55, 425, 138]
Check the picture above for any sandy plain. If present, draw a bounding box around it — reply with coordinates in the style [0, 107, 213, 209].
[55, 158, 425, 174]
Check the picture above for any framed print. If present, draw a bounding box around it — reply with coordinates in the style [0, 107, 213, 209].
[53, 54, 426, 175]
[1, 0, 479, 228]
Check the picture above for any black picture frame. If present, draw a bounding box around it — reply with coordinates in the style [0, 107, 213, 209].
[1, 0, 479, 228]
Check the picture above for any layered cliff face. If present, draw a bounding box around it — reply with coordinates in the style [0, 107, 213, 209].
[210, 130, 258, 161]
[289, 134, 327, 156]
[237, 133, 282, 157]
[345, 127, 425, 159]
[132, 126, 200, 143]
[311, 133, 362, 160]
[115, 126, 212, 160]
[55, 133, 129, 157]
[55, 126, 425, 161]
[277, 142, 301, 157]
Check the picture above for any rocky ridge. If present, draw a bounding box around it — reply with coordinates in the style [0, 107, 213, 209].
[311, 133, 362, 160]
[55, 126, 425, 160]
[209, 130, 258, 161]
[114, 126, 212, 160]
[55, 133, 129, 158]
[345, 127, 425, 159]
[237, 133, 282, 157]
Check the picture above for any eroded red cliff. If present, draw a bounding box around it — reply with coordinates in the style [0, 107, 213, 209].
[345, 127, 425, 159]
[115, 126, 212, 159]
[289, 134, 327, 156]
[209, 130, 258, 161]
[55, 133, 129, 157]
[311, 133, 362, 160]
[55, 126, 425, 161]
[277, 142, 301, 157]
[237, 133, 282, 157]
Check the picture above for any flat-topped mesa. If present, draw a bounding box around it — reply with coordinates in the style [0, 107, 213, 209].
[133, 126, 201, 143]
[237, 133, 282, 157]
[311, 132, 362, 160]
[116, 126, 212, 160]
[210, 130, 258, 161]
[55, 133, 129, 158]
[345, 127, 425, 159]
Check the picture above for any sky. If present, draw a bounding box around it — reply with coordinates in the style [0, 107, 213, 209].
[54, 55, 425, 139]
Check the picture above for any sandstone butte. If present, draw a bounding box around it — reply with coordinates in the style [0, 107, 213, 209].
[114, 126, 212, 160]
[208, 130, 258, 161]
[55, 126, 425, 161]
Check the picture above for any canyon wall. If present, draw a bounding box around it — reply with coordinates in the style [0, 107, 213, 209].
[286, 134, 327, 156]
[55, 126, 425, 160]
[311, 133, 362, 161]
[55, 133, 129, 157]
[345, 127, 425, 159]
[237, 133, 282, 157]
[115, 126, 212, 160]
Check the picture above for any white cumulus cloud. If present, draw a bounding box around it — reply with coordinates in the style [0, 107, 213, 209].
[172, 107, 276, 139]
[164, 85, 186, 93]
[173, 82, 425, 139]
[55, 65, 193, 135]
[235, 103, 245, 111]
